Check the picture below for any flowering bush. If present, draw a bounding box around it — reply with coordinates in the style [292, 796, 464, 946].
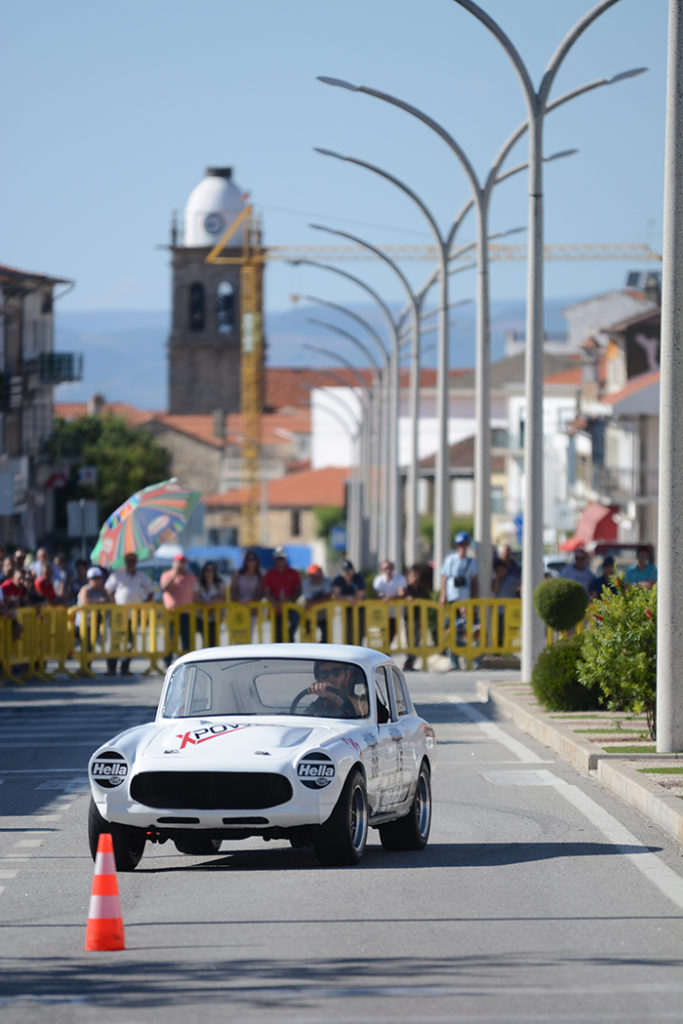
[577, 578, 657, 738]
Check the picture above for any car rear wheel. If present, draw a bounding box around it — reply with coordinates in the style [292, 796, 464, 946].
[313, 768, 368, 866]
[379, 760, 431, 851]
[88, 797, 146, 872]
[173, 835, 222, 856]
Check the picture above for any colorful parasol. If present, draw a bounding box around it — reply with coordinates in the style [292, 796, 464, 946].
[90, 478, 200, 569]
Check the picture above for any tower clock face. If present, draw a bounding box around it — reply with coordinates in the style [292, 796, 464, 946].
[204, 212, 225, 235]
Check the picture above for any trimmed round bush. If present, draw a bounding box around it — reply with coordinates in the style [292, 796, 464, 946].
[531, 633, 604, 711]
[534, 577, 588, 631]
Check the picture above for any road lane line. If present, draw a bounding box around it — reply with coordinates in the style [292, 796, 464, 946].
[446, 694, 549, 763]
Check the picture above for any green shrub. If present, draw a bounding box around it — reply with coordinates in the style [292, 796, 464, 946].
[534, 577, 588, 631]
[578, 581, 657, 738]
[531, 633, 604, 711]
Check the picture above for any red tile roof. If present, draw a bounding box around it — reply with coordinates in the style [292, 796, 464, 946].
[54, 401, 159, 426]
[205, 465, 348, 509]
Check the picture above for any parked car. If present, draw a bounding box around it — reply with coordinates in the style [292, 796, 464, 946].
[87, 643, 436, 870]
[543, 555, 570, 577]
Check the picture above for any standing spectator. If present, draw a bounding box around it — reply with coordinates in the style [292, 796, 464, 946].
[372, 560, 407, 646]
[194, 561, 226, 647]
[332, 559, 366, 644]
[161, 554, 198, 665]
[440, 532, 479, 670]
[0, 555, 14, 584]
[79, 566, 109, 606]
[69, 559, 90, 605]
[52, 552, 70, 600]
[560, 547, 596, 595]
[1, 564, 28, 610]
[34, 562, 63, 605]
[592, 555, 619, 597]
[403, 564, 430, 671]
[12, 548, 27, 573]
[78, 566, 108, 649]
[302, 564, 333, 643]
[230, 550, 264, 605]
[262, 548, 301, 642]
[492, 544, 521, 642]
[230, 550, 264, 640]
[624, 545, 657, 590]
[104, 552, 154, 676]
[0, 585, 23, 641]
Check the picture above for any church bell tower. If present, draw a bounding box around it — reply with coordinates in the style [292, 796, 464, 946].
[167, 166, 258, 415]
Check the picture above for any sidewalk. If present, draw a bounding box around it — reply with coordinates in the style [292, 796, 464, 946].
[476, 676, 683, 849]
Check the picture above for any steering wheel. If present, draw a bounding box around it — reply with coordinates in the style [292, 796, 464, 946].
[289, 686, 355, 717]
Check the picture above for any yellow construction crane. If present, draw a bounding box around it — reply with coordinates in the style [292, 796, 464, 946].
[206, 206, 265, 547]
[206, 227, 660, 548]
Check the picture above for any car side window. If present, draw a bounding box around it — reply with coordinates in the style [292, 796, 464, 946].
[389, 667, 411, 716]
[374, 666, 393, 723]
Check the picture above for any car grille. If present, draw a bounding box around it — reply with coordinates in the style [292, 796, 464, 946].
[130, 771, 293, 810]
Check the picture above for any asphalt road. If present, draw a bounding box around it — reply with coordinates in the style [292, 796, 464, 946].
[1, 666, 683, 1024]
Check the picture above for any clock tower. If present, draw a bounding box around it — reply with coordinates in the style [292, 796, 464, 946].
[167, 166, 260, 415]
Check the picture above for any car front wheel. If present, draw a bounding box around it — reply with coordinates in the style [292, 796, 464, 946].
[379, 760, 431, 851]
[313, 768, 368, 866]
[88, 797, 146, 872]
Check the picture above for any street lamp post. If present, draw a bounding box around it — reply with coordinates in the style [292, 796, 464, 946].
[309, 221, 421, 568]
[304, 325, 384, 567]
[288, 258, 400, 564]
[294, 292, 390, 564]
[451, 0, 647, 678]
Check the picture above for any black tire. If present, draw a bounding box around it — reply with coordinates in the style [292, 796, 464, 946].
[88, 796, 146, 872]
[379, 760, 432, 851]
[313, 768, 368, 866]
[173, 835, 222, 855]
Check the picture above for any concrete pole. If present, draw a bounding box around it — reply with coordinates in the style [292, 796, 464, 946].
[657, 0, 683, 752]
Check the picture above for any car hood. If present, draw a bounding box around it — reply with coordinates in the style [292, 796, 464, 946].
[136, 719, 341, 766]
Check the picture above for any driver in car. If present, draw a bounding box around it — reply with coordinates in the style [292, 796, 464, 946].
[307, 661, 369, 718]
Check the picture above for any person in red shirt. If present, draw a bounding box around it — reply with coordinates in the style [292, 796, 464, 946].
[262, 547, 301, 642]
[1, 566, 27, 609]
[160, 554, 197, 666]
[34, 562, 62, 605]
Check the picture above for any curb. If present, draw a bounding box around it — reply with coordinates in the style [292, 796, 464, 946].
[476, 679, 683, 849]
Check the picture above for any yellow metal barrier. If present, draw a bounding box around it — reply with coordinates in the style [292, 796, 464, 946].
[0, 596, 526, 682]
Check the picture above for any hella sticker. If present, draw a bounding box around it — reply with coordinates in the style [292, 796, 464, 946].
[91, 752, 128, 789]
[297, 752, 335, 789]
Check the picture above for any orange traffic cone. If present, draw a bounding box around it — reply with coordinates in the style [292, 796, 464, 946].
[84, 833, 125, 951]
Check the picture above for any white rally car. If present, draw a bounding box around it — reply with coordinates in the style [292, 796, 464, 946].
[88, 643, 436, 870]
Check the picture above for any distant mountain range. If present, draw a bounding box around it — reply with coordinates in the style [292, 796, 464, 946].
[54, 298, 576, 410]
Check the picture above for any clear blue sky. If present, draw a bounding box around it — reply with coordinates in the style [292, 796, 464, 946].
[2, 0, 668, 318]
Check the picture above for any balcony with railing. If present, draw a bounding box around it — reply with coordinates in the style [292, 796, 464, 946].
[37, 352, 83, 383]
[578, 461, 659, 501]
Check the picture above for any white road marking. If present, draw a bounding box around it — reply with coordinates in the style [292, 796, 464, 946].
[459, 704, 683, 911]
[14, 839, 43, 849]
[446, 694, 550, 763]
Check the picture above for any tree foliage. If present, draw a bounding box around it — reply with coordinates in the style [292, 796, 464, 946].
[49, 415, 171, 521]
[577, 579, 657, 738]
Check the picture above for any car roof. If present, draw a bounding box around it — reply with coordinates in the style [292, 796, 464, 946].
[172, 642, 393, 671]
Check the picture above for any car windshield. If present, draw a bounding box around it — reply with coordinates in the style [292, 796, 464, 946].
[161, 657, 370, 720]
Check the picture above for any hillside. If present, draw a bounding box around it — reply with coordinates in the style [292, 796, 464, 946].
[54, 298, 575, 410]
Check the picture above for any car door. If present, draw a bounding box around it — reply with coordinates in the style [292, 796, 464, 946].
[387, 665, 422, 797]
[373, 665, 405, 813]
